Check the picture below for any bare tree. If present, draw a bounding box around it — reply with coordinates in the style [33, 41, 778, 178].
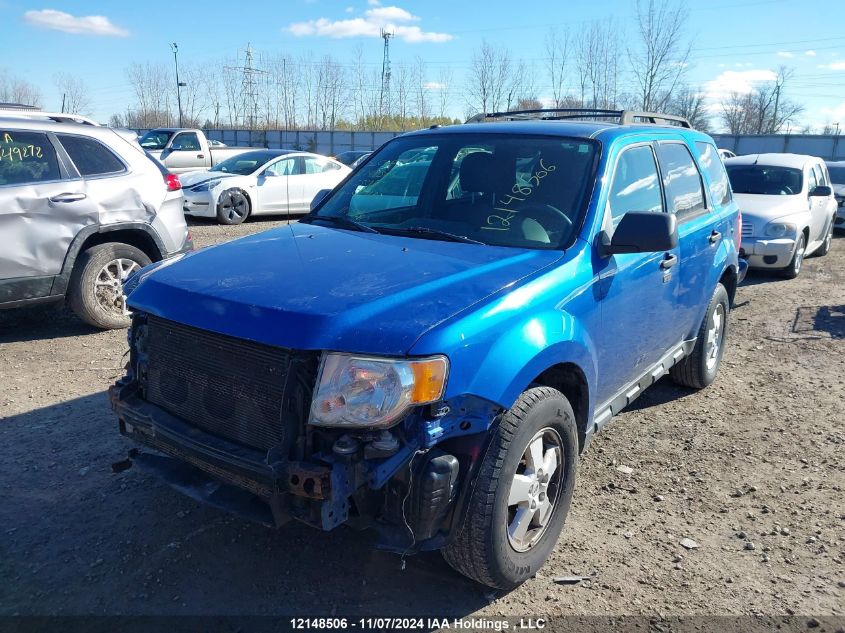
[315, 55, 348, 129]
[53, 73, 91, 115]
[177, 64, 208, 127]
[720, 67, 803, 134]
[466, 40, 513, 115]
[574, 21, 620, 109]
[437, 66, 453, 119]
[666, 85, 710, 131]
[545, 28, 570, 108]
[126, 62, 172, 127]
[413, 57, 429, 123]
[628, 0, 691, 112]
[0, 68, 42, 108]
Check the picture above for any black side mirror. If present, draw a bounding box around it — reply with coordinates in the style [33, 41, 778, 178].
[310, 188, 331, 212]
[601, 212, 678, 256]
[810, 185, 832, 197]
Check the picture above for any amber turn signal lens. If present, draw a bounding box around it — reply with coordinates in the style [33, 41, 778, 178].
[410, 357, 449, 404]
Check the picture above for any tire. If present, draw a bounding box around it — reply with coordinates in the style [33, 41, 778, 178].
[67, 243, 151, 330]
[670, 283, 729, 390]
[781, 232, 806, 279]
[216, 189, 251, 225]
[815, 219, 834, 257]
[442, 387, 578, 589]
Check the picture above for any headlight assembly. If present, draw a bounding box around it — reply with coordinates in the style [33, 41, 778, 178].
[765, 222, 797, 238]
[309, 353, 449, 428]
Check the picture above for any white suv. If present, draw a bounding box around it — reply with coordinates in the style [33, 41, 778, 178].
[0, 113, 192, 328]
[725, 153, 837, 278]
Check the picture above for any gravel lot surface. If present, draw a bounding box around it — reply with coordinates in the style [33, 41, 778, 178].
[1, 218, 843, 618]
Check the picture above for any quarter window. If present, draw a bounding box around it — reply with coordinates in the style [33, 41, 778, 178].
[608, 145, 664, 226]
[655, 143, 706, 220]
[695, 142, 732, 207]
[58, 135, 125, 177]
[0, 130, 61, 185]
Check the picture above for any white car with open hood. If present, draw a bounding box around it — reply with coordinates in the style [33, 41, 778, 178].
[725, 153, 837, 278]
[180, 149, 350, 225]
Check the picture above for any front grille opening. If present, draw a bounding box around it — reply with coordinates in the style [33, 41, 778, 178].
[142, 316, 316, 452]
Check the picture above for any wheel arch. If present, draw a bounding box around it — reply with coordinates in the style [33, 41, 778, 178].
[529, 362, 591, 453]
[52, 223, 166, 297]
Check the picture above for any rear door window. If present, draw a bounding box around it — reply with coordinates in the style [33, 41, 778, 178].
[807, 166, 818, 192]
[695, 142, 732, 207]
[0, 130, 62, 185]
[655, 142, 707, 220]
[58, 134, 125, 177]
[608, 145, 664, 226]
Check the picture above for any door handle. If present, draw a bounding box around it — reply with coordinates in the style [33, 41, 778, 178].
[197, 154, 205, 159]
[660, 254, 678, 270]
[709, 230, 722, 244]
[49, 193, 87, 203]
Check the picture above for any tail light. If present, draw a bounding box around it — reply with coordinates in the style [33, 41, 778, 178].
[164, 174, 182, 191]
[735, 210, 742, 251]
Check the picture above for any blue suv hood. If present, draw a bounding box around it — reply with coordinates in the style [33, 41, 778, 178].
[128, 223, 563, 355]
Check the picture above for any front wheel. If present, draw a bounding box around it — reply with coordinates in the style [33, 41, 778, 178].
[815, 219, 834, 257]
[216, 189, 251, 225]
[442, 387, 578, 589]
[670, 283, 730, 389]
[781, 232, 806, 279]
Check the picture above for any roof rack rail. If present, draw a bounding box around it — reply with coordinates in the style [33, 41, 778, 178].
[465, 108, 692, 128]
[0, 109, 100, 126]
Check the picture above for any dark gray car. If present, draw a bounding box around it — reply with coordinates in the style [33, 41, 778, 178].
[0, 114, 192, 329]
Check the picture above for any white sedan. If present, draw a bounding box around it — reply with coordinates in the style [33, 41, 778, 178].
[180, 150, 350, 225]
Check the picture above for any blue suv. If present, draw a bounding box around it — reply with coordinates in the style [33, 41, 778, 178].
[110, 109, 746, 589]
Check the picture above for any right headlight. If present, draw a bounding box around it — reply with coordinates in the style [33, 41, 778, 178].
[765, 222, 797, 238]
[190, 179, 222, 192]
[309, 353, 449, 429]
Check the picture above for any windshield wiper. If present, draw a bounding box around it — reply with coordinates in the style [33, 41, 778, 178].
[386, 226, 484, 245]
[300, 215, 380, 234]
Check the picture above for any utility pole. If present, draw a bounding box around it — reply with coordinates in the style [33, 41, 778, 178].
[61, 93, 66, 114]
[170, 42, 186, 127]
[380, 29, 394, 122]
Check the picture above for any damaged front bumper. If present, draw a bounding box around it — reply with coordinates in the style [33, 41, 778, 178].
[110, 381, 356, 531]
[109, 380, 482, 550]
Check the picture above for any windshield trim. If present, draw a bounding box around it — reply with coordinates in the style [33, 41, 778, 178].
[307, 132, 602, 252]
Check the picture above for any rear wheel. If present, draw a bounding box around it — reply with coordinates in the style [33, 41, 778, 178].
[670, 283, 729, 389]
[442, 387, 578, 589]
[216, 189, 251, 225]
[781, 232, 806, 279]
[68, 243, 151, 329]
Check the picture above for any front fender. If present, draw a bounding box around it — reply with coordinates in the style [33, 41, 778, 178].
[414, 306, 598, 413]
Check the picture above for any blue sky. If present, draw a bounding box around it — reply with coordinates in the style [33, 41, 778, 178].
[3, 0, 845, 130]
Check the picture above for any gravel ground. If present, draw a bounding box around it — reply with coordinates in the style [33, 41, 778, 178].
[0, 218, 843, 618]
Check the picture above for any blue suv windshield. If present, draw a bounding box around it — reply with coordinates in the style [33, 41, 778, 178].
[309, 133, 599, 250]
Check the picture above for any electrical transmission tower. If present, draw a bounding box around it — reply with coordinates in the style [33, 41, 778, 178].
[380, 29, 394, 119]
[225, 43, 268, 130]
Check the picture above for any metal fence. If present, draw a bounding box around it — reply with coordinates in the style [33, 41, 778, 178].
[136, 128, 845, 161]
[711, 134, 845, 161]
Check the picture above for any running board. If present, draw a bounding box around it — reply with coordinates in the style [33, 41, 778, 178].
[585, 339, 696, 449]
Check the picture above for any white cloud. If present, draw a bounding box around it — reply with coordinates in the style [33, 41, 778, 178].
[805, 50, 817, 56]
[704, 69, 778, 101]
[776, 51, 793, 58]
[23, 9, 128, 36]
[288, 4, 452, 43]
[345, 6, 354, 12]
[424, 81, 446, 90]
[367, 0, 381, 5]
[818, 61, 845, 70]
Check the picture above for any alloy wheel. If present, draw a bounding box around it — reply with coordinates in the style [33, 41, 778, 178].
[94, 258, 140, 317]
[506, 427, 564, 552]
[793, 235, 805, 276]
[705, 302, 726, 371]
[220, 191, 248, 222]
